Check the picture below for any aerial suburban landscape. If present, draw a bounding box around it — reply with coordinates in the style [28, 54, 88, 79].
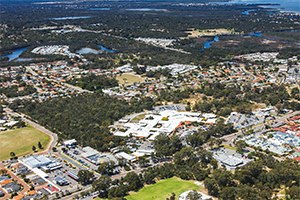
[0, 0, 300, 199]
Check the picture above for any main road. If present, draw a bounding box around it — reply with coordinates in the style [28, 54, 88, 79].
[5, 109, 58, 153]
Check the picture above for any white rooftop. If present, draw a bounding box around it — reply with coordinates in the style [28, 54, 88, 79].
[114, 110, 210, 139]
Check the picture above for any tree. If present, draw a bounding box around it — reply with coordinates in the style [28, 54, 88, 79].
[186, 190, 202, 200]
[204, 178, 219, 196]
[38, 141, 42, 149]
[215, 138, 225, 148]
[220, 187, 236, 200]
[143, 171, 156, 184]
[235, 140, 246, 152]
[186, 132, 203, 148]
[92, 176, 111, 198]
[123, 172, 142, 191]
[78, 170, 94, 185]
[208, 138, 215, 149]
[0, 169, 7, 175]
[32, 146, 36, 152]
[169, 192, 176, 200]
[10, 152, 15, 157]
[210, 159, 218, 170]
[138, 157, 149, 168]
[52, 147, 57, 152]
[288, 185, 300, 199]
[237, 184, 259, 200]
[0, 105, 3, 119]
[97, 161, 115, 175]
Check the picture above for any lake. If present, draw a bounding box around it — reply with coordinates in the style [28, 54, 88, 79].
[49, 16, 91, 20]
[2, 47, 28, 61]
[124, 8, 167, 12]
[76, 48, 101, 55]
[199, 30, 297, 51]
[89, 8, 110, 11]
[77, 46, 115, 54]
[216, 0, 300, 13]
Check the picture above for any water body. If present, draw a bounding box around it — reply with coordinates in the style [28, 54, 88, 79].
[76, 48, 101, 55]
[124, 8, 167, 12]
[14, 58, 36, 62]
[199, 30, 298, 51]
[97, 45, 115, 52]
[49, 16, 91, 20]
[200, 36, 219, 51]
[2, 47, 28, 61]
[217, 0, 300, 13]
[242, 9, 255, 15]
[89, 8, 110, 11]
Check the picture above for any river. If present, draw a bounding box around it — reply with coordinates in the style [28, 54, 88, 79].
[2, 47, 28, 61]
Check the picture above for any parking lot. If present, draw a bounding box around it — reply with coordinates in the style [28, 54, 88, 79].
[62, 146, 119, 171]
[226, 113, 264, 129]
[45, 156, 80, 190]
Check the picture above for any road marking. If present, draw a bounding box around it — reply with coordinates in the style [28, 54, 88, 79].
[1, 141, 10, 147]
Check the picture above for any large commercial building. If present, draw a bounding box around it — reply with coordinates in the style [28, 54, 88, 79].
[21, 155, 62, 171]
[114, 110, 216, 140]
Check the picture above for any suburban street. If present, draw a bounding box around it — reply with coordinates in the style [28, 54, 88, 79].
[25, 66, 92, 94]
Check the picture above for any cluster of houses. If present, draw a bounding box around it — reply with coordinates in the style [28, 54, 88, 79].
[0, 64, 86, 103]
[236, 114, 300, 156]
[31, 45, 81, 58]
[134, 37, 176, 47]
[235, 52, 298, 65]
[2, 50, 299, 104]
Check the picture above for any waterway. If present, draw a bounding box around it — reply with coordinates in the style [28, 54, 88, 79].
[200, 36, 219, 51]
[89, 8, 110, 11]
[242, 9, 255, 15]
[216, 0, 300, 13]
[2, 47, 28, 61]
[124, 8, 167, 12]
[49, 16, 91, 20]
[97, 45, 115, 52]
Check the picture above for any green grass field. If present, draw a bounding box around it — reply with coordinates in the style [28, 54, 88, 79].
[222, 144, 237, 151]
[130, 113, 146, 123]
[0, 125, 51, 161]
[126, 177, 202, 200]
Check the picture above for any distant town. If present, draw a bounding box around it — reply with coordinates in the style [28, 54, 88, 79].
[1, 0, 300, 199]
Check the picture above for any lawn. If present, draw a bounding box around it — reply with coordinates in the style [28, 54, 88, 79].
[0, 125, 51, 161]
[222, 144, 237, 151]
[185, 28, 235, 37]
[126, 177, 202, 200]
[116, 73, 145, 85]
[130, 113, 146, 123]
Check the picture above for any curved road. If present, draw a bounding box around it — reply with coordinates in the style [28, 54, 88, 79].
[5, 109, 58, 154]
[240, 67, 256, 81]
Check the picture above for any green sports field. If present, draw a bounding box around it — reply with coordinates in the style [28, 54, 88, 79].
[0, 125, 51, 161]
[126, 177, 202, 200]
